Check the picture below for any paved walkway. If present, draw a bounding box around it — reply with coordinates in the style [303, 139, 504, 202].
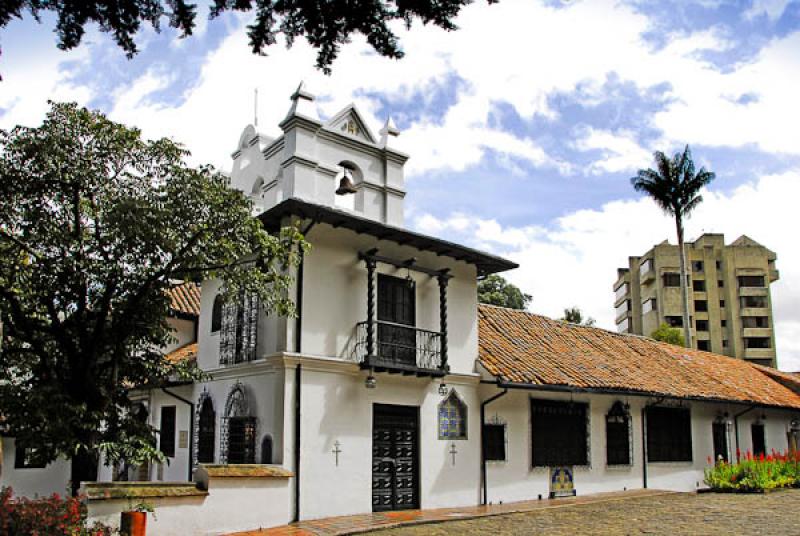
[229, 489, 672, 536]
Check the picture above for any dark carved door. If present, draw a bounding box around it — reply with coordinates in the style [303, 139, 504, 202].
[372, 404, 419, 512]
[377, 275, 416, 365]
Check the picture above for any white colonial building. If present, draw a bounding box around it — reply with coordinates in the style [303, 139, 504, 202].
[3, 85, 800, 535]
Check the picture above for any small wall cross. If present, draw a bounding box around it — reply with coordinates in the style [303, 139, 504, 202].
[449, 443, 458, 466]
[332, 440, 342, 466]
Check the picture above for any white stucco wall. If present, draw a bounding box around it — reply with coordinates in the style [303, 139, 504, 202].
[284, 358, 481, 521]
[299, 224, 478, 375]
[0, 437, 71, 497]
[87, 477, 292, 536]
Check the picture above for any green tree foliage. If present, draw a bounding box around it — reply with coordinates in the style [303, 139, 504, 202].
[631, 145, 715, 348]
[0, 0, 494, 74]
[0, 102, 307, 494]
[477, 275, 531, 310]
[651, 323, 686, 347]
[560, 306, 595, 327]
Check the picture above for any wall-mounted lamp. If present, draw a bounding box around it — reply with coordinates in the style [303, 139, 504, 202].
[365, 373, 377, 389]
[438, 382, 449, 396]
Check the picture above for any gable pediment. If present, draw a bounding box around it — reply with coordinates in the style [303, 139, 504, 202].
[325, 105, 376, 144]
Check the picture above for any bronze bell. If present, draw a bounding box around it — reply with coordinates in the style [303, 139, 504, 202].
[335, 171, 358, 195]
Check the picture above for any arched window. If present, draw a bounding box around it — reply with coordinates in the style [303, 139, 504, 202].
[220, 382, 256, 464]
[438, 391, 467, 440]
[260, 435, 273, 464]
[211, 294, 223, 333]
[606, 401, 631, 466]
[197, 393, 216, 464]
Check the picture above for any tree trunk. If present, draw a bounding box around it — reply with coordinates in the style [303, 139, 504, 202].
[70, 448, 99, 497]
[676, 215, 692, 348]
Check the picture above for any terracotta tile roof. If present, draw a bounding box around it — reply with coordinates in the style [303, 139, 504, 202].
[165, 342, 197, 364]
[478, 304, 800, 409]
[167, 282, 200, 317]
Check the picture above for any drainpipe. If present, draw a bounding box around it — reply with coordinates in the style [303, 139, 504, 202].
[293, 364, 302, 522]
[292, 221, 314, 523]
[480, 388, 508, 505]
[733, 405, 757, 462]
[161, 387, 194, 482]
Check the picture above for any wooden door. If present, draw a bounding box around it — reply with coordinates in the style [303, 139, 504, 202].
[377, 274, 416, 365]
[372, 404, 419, 512]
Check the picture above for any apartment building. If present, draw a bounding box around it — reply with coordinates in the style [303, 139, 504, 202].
[614, 234, 779, 367]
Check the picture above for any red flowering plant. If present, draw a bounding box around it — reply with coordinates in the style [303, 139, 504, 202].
[0, 487, 115, 535]
[704, 449, 800, 491]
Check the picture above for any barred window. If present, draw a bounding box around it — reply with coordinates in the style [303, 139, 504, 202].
[483, 424, 506, 461]
[219, 291, 259, 365]
[646, 406, 692, 462]
[531, 399, 588, 467]
[227, 417, 257, 464]
[197, 396, 215, 464]
[606, 401, 631, 466]
[211, 295, 223, 333]
[14, 443, 45, 469]
[439, 391, 467, 440]
[159, 406, 176, 458]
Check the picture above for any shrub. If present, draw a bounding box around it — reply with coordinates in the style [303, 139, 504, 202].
[0, 487, 115, 535]
[704, 449, 800, 492]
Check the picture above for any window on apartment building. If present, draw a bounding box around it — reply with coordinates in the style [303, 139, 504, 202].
[642, 298, 657, 314]
[615, 300, 631, 319]
[752, 424, 766, 457]
[744, 337, 771, 349]
[720, 300, 725, 308]
[742, 317, 769, 329]
[663, 273, 681, 287]
[738, 275, 766, 288]
[692, 280, 706, 292]
[740, 295, 768, 308]
[159, 406, 177, 458]
[696, 320, 709, 332]
[691, 261, 704, 272]
[695, 300, 708, 312]
[639, 259, 654, 277]
[606, 401, 631, 466]
[718, 279, 724, 288]
[483, 423, 507, 462]
[721, 319, 727, 328]
[615, 283, 629, 301]
[722, 340, 729, 348]
[715, 261, 722, 270]
[14, 443, 46, 469]
[665, 316, 683, 328]
[531, 399, 588, 467]
[646, 407, 692, 462]
[616, 317, 631, 333]
[697, 340, 710, 351]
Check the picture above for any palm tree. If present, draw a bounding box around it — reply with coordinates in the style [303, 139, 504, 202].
[631, 145, 715, 348]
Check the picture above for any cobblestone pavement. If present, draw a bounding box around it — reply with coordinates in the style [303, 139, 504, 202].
[371, 489, 800, 536]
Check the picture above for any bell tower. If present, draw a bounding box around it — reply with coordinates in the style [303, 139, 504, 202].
[229, 83, 409, 227]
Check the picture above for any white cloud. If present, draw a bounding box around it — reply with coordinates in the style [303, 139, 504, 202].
[415, 170, 800, 371]
[744, 0, 793, 20]
[575, 128, 654, 174]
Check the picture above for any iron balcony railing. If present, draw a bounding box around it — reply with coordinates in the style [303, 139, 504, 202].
[352, 320, 442, 371]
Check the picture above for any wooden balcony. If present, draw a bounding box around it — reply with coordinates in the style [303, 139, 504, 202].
[352, 321, 445, 377]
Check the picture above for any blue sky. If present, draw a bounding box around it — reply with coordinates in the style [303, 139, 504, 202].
[1, 0, 799, 368]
